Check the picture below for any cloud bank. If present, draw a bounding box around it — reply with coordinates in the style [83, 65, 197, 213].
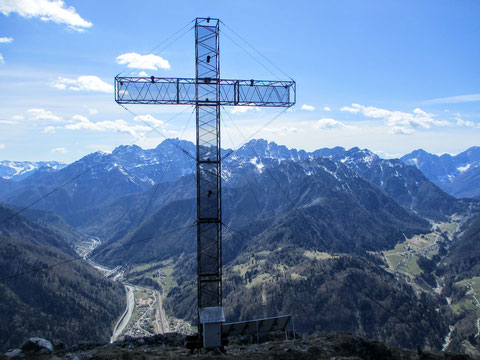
[27, 108, 63, 122]
[65, 114, 150, 137]
[53, 76, 113, 93]
[0, 0, 92, 31]
[426, 94, 480, 104]
[116, 53, 170, 70]
[314, 118, 348, 129]
[301, 104, 315, 111]
[341, 103, 450, 135]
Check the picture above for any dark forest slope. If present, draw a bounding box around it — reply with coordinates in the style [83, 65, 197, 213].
[0, 206, 125, 352]
[165, 250, 450, 351]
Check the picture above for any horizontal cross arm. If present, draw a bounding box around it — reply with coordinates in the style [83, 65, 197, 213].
[115, 76, 296, 107]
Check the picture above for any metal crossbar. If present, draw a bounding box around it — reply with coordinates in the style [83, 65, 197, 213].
[115, 77, 295, 107]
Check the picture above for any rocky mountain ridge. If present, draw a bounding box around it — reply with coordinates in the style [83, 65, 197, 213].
[401, 146, 480, 199]
[0, 160, 66, 181]
[1, 138, 473, 228]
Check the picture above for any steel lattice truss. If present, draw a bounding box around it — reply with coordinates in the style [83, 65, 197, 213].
[115, 17, 295, 336]
[115, 77, 296, 107]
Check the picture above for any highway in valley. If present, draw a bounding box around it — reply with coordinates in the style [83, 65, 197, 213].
[154, 291, 170, 334]
[78, 238, 171, 341]
[111, 285, 135, 342]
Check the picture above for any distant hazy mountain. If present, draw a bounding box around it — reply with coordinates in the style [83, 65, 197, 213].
[0, 204, 125, 352]
[0, 139, 471, 232]
[1, 140, 197, 226]
[91, 155, 430, 266]
[401, 147, 480, 199]
[0, 160, 66, 181]
[228, 140, 467, 221]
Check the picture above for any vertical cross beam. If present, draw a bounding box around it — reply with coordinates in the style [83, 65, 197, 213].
[195, 18, 222, 316]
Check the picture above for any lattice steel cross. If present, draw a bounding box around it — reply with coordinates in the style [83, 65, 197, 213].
[115, 16, 295, 339]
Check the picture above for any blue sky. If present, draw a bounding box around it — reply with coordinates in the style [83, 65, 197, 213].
[0, 0, 479, 162]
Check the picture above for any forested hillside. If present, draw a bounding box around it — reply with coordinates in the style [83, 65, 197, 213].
[0, 205, 125, 352]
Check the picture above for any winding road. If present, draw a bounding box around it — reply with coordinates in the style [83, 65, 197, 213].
[111, 285, 135, 342]
[80, 238, 170, 340]
[78, 238, 136, 343]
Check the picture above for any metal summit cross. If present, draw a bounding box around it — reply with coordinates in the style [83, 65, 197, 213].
[115, 17, 295, 347]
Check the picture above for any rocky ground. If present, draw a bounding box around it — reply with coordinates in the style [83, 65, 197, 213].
[2, 332, 476, 360]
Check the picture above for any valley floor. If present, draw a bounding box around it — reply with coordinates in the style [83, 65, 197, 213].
[76, 238, 192, 342]
[75, 214, 480, 356]
[379, 215, 480, 355]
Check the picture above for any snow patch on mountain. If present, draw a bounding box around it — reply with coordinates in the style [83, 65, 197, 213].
[0, 160, 66, 181]
[401, 146, 480, 198]
[457, 164, 471, 173]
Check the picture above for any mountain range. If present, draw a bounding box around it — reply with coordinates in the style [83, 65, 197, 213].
[0, 138, 479, 353]
[401, 146, 480, 199]
[0, 160, 66, 181]
[1, 139, 475, 227]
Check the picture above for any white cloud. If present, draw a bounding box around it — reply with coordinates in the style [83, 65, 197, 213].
[0, 37, 13, 43]
[42, 126, 56, 133]
[374, 150, 402, 159]
[0, 144, 5, 149]
[53, 76, 113, 93]
[341, 105, 361, 113]
[138, 71, 148, 76]
[133, 114, 164, 128]
[341, 103, 450, 131]
[323, 106, 331, 112]
[314, 118, 348, 129]
[65, 114, 150, 137]
[0, 115, 23, 125]
[264, 126, 303, 135]
[0, 53, 4, 64]
[71, 114, 88, 122]
[0, 0, 92, 31]
[88, 108, 98, 115]
[51, 147, 67, 153]
[389, 126, 414, 135]
[27, 108, 63, 122]
[426, 93, 480, 104]
[455, 118, 476, 127]
[230, 106, 261, 114]
[86, 144, 113, 153]
[301, 104, 315, 111]
[116, 53, 170, 70]
[0, 120, 16, 124]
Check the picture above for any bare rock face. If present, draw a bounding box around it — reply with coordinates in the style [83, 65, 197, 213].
[4, 349, 23, 358]
[21, 338, 53, 355]
[3, 333, 468, 360]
